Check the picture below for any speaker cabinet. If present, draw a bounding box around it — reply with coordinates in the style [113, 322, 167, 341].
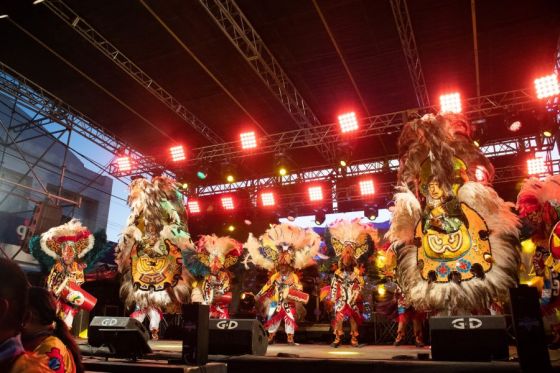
[209, 319, 268, 356]
[88, 316, 151, 358]
[182, 303, 209, 365]
[430, 315, 509, 361]
[509, 286, 551, 371]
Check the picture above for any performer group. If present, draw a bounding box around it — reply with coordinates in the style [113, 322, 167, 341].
[27, 112, 560, 347]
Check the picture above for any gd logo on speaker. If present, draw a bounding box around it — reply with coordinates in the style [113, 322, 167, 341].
[216, 320, 239, 330]
[451, 317, 482, 329]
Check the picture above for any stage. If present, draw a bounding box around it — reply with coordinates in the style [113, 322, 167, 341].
[81, 339, 560, 373]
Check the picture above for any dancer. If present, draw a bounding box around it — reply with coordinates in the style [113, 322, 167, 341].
[185, 234, 243, 319]
[324, 219, 374, 347]
[115, 176, 193, 339]
[387, 113, 520, 315]
[29, 219, 108, 328]
[245, 223, 319, 345]
[517, 175, 560, 347]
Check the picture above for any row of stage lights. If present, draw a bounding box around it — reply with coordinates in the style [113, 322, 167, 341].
[115, 74, 560, 178]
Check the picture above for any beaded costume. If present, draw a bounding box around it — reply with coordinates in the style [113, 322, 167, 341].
[387, 113, 520, 315]
[115, 176, 193, 339]
[245, 223, 320, 345]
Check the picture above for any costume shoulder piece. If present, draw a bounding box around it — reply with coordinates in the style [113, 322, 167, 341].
[391, 113, 520, 313]
[244, 223, 320, 270]
[38, 219, 94, 260]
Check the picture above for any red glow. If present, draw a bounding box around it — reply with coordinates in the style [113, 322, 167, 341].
[170, 145, 186, 162]
[187, 200, 201, 214]
[221, 196, 235, 210]
[439, 92, 462, 113]
[116, 156, 131, 173]
[308, 186, 323, 202]
[240, 131, 257, 149]
[359, 180, 375, 196]
[535, 74, 560, 99]
[338, 112, 359, 133]
[260, 192, 275, 207]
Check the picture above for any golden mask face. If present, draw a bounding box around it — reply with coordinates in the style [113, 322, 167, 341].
[423, 224, 471, 260]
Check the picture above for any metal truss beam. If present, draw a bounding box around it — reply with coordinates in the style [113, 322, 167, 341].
[197, 0, 338, 162]
[195, 133, 554, 197]
[183, 88, 536, 167]
[39, 0, 224, 145]
[390, 0, 430, 107]
[0, 62, 167, 177]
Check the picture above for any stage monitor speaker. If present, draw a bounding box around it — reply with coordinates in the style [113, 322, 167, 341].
[509, 286, 551, 371]
[182, 303, 209, 365]
[430, 315, 508, 361]
[88, 316, 151, 358]
[209, 319, 268, 356]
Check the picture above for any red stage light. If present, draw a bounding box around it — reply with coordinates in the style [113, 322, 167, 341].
[116, 156, 131, 173]
[338, 112, 359, 133]
[187, 200, 201, 214]
[221, 196, 235, 210]
[535, 74, 560, 99]
[359, 180, 375, 196]
[308, 186, 323, 202]
[439, 93, 462, 113]
[527, 156, 547, 176]
[240, 131, 257, 149]
[474, 166, 487, 182]
[260, 192, 275, 207]
[170, 145, 186, 162]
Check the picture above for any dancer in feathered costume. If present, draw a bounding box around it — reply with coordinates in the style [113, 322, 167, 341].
[387, 113, 520, 315]
[323, 219, 374, 347]
[184, 235, 243, 319]
[517, 175, 560, 346]
[115, 176, 193, 339]
[29, 219, 110, 328]
[245, 223, 320, 345]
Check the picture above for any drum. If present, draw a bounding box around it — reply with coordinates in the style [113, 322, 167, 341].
[286, 289, 309, 304]
[59, 280, 97, 311]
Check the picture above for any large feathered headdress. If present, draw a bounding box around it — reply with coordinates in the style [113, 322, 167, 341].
[325, 219, 376, 260]
[244, 223, 320, 271]
[39, 219, 94, 259]
[184, 235, 242, 277]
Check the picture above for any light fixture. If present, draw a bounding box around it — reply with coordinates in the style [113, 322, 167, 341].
[240, 131, 257, 149]
[227, 224, 236, 232]
[187, 200, 201, 214]
[534, 74, 560, 99]
[221, 196, 235, 210]
[275, 152, 290, 177]
[439, 92, 462, 113]
[170, 145, 186, 162]
[364, 205, 378, 221]
[116, 156, 132, 173]
[359, 180, 375, 196]
[260, 192, 276, 207]
[527, 155, 547, 176]
[314, 209, 326, 225]
[222, 162, 236, 183]
[338, 112, 359, 133]
[308, 186, 324, 202]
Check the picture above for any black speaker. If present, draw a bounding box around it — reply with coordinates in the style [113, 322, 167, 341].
[509, 286, 551, 372]
[430, 315, 509, 361]
[88, 316, 151, 358]
[182, 303, 209, 365]
[209, 319, 268, 356]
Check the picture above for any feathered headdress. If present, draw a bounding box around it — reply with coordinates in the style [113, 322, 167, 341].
[244, 223, 320, 271]
[183, 235, 242, 278]
[39, 219, 94, 259]
[325, 219, 376, 260]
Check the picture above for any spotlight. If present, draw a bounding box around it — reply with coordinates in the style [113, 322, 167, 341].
[364, 205, 378, 221]
[339, 160, 347, 167]
[226, 174, 235, 183]
[534, 74, 560, 99]
[221, 196, 235, 210]
[308, 186, 324, 202]
[527, 155, 547, 176]
[314, 209, 326, 225]
[275, 152, 289, 177]
[338, 112, 359, 133]
[169, 145, 186, 162]
[474, 166, 488, 183]
[260, 192, 275, 207]
[240, 131, 257, 149]
[222, 162, 236, 183]
[473, 140, 480, 147]
[508, 120, 522, 132]
[116, 156, 132, 173]
[197, 170, 208, 180]
[359, 180, 375, 196]
[439, 92, 462, 113]
[187, 200, 201, 214]
[227, 224, 236, 232]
